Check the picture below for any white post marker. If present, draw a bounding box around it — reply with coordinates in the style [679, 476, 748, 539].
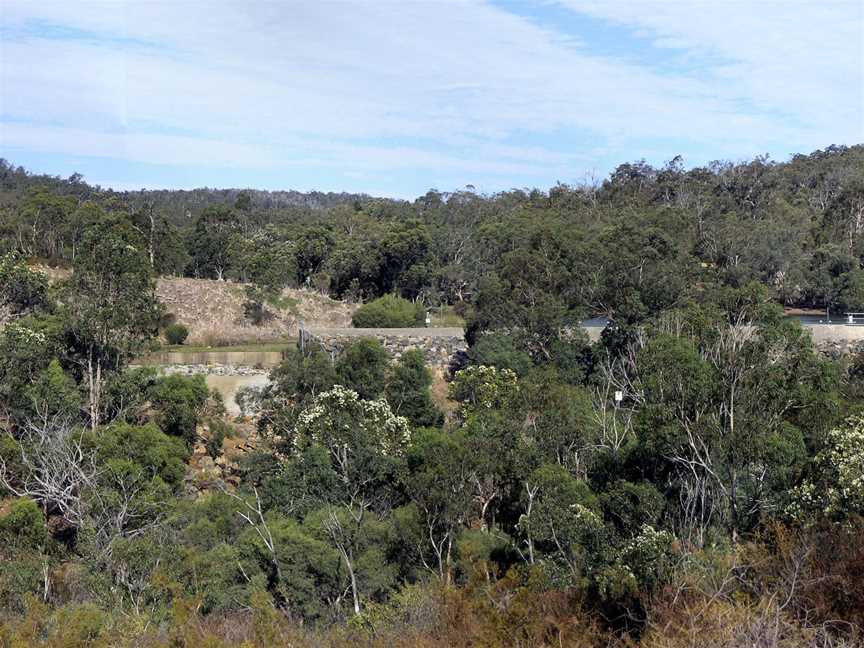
[425, 312, 431, 327]
[614, 390, 623, 404]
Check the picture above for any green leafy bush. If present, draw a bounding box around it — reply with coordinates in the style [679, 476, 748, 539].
[206, 419, 233, 459]
[147, 374, 210, 444]
[385, 349, 442, 427]
[336, 338, 389, 400]
[0, 254, 49, 316]
[164, 323, 189, 345]
[351, 294, 424, 328]
[0, 499, 47, 551]
[468, 333, 533, 376]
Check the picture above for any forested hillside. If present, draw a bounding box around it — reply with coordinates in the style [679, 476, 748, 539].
[1, 147, 864, 647]
[3, 145, 864, 318]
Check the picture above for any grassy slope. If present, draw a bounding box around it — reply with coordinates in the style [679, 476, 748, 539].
[156, 277, 355, 346]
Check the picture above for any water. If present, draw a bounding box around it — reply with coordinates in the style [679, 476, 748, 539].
[135, 350, 279, 415]
[581, 317, 610, 328]
[138, 350, 284, 367]
[206, 373, 270, 416]
[794, 314, 835, 325]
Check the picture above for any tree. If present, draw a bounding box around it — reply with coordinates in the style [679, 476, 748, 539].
[335, 338, 389, 400]
[188, 206, 240, 280]
[151, 217, 190, 276]
[0, 254, 49, 322]
[836, 268, 864, 312]
[291, 386, 410, 614]
[519, 370, 597, 477]
[517, 464, 603, 586]
[385, 349, 442, 427]
[0, 316, 62, 423]
[400, 428, 473, 583]
[378, 220, 432, 296]
[65, 216, 162, 428]
[467, 333, 533, 377]
[147, 374, 211, 445]
[790, 414, 864, 521]
[449, 365, 519, 415]
[257, 345, 337, 440]
[25, 360, 81, 422]
[294, 226, 335, 286]
[601, 301, 836, 544]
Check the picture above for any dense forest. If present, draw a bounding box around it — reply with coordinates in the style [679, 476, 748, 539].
[1, 146, 864, 647]
[4, 145, 864, 316]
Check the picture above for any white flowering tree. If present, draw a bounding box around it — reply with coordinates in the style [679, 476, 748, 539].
[448, 365, 519, 415]
[293, 385, 411, 484]
[517, 464, 604, 587]
[0, 320, 55, 422]
[790, 414, 864, 521]
[293, 385, 411, 615]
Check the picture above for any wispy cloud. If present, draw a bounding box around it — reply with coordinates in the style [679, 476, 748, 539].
[0, 0, 861, 196]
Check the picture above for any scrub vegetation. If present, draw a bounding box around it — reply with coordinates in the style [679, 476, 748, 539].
[1, 147, 864, 646]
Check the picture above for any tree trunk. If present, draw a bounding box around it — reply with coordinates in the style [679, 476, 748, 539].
[148, 205, 155, 267]
[342, 548, 361, 615]
[87, 349, 101, 430]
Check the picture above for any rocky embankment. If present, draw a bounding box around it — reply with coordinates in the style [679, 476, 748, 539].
[160, 364, 267, 376]
[187, 421, 260, 496]
[307, 326, 467, 368]
[815, 339, 864, 358]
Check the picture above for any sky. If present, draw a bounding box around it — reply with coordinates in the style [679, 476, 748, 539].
[1, 0, 862, 199]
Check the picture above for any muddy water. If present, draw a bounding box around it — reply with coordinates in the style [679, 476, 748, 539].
[205, 373, 270, 416]
[139, 350, 284, 367]
[135, 349, 278, 415]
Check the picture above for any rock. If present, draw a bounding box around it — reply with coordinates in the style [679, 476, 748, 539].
[303, 328, 467, 369]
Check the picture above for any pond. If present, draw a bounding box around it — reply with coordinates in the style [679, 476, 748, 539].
[138, 350, 284, 367]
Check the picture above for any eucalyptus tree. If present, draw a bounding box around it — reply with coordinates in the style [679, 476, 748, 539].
[64, 216, 162, 428]
[290, 385, 410, 615]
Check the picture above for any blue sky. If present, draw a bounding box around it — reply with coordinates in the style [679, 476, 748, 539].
[1, 0, 862, 199]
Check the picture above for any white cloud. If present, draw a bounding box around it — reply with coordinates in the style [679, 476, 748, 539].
[0, 0, 861, 192]
[556, 0, 864, 141]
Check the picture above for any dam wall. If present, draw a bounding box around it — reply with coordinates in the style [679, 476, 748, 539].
[802, 323, 864, 355]
[304, 326, 467, 368]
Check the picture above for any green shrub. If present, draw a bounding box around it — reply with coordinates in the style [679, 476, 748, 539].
[0, 499, 46, 551]
[165, 323, 189, 345]
[385, 349, 443, 427]
[336, 338, 389, 400]
[206, 419, 233, 459]
[352, 294, 424, 328]
[147, 374, 210, 444]
[468, 333, 533, 376]
[90, 422, 188, 488]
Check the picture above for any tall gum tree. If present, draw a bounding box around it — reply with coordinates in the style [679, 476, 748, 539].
[65, 216, 161, 429]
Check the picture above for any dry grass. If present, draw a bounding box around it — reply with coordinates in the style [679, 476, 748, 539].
[429, 366, 458, 419]
[156, 277, 355, 346]
[29, 267, 356, 346]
